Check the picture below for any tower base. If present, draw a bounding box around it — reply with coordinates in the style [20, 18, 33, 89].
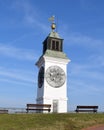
[36, 97, 68, 113]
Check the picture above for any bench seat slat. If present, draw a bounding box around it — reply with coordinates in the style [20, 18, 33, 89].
[27, 104, 51, 107]
[77, 106, 98, 109]
[76, 110, 97, 112]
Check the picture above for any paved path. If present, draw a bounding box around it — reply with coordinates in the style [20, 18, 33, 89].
[82, 125, 104, 130]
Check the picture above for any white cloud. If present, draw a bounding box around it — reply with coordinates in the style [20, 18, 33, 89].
[64, 33, 104, 50]
[70, 79, 100, 94]
[80, 0, 99, 11]
[0, 0, 49, 32]
[68, 55, 104, 96]
[11, 0, 49, 32]
[0, 43, 38, 61]
[88, 54, 104, 67]
[0, 66, 37, 85]
[0, 78, 33, 87]
[70, 61, 104, 80]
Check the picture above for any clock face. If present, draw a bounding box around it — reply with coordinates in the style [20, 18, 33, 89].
[45, 66, 66, 88]
[38, 66, 44, 88]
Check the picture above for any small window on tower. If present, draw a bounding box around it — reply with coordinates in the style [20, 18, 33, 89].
[51, 40, 61, 51]
[56, 41, 59, 51]
[52, 40, 55, 50]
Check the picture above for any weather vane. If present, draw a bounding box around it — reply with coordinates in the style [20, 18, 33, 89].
[48, 15, 56, 31]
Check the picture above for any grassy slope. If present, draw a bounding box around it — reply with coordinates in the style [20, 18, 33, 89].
[0, 113, 104, 130]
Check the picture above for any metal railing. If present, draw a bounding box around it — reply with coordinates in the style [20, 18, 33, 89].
[0, 107, 26, 114]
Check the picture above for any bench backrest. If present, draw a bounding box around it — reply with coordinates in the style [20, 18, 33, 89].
[27, 104, 51, 108]
[77, 106, 98, 109]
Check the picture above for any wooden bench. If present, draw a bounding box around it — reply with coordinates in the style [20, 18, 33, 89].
[0, 109, 8, 114]
[26, 104, 51, 113]
[75, 106, 98, 113]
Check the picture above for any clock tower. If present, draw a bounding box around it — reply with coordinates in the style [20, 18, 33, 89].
[36, 18, 70, 113]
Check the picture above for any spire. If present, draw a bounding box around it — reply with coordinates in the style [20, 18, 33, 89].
[48, 15, 56, 32]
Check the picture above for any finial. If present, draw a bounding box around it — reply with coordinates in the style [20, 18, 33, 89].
[48, 15, 56, 31]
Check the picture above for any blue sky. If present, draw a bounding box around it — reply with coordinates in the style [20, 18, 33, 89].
[0, 0, 104, 111]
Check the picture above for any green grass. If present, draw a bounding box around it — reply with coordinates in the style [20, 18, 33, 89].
[0, 113, 104, 130]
